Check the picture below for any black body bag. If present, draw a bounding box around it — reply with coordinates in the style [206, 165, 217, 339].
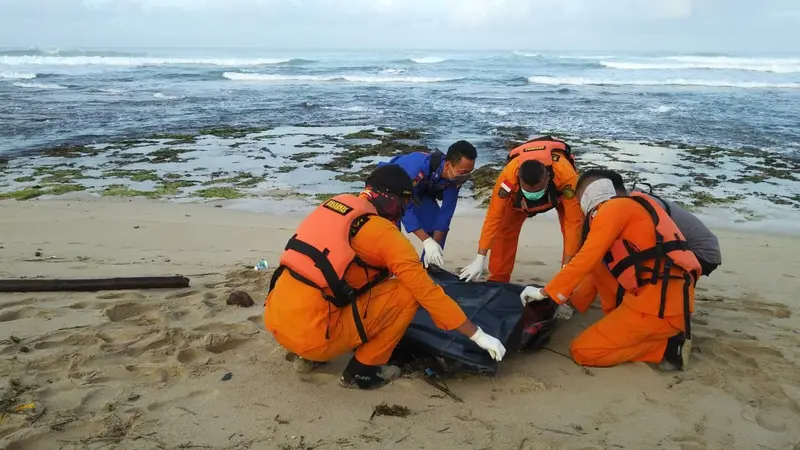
[389, 267, 559, 376]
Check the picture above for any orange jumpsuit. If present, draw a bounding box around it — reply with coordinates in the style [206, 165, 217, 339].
[477, 156, 583, 283]
[264, 215, 468, 366]
[543, 199, 694, 367]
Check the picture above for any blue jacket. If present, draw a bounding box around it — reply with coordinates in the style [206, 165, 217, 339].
[377, 152, 461, 233]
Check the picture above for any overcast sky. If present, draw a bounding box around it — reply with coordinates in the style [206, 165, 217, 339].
[0, 0, 798, 52]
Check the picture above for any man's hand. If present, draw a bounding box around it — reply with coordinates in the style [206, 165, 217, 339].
[459, 254, 487, 282]
[520, 286, 548, 305]
[469, 327, 506, 362]
[422, 238, 444, 268]
[554, 303, 575, 320]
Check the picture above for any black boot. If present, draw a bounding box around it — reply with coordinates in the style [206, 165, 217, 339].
[340, 356, 401, 390]
[659, 332, 691, 371]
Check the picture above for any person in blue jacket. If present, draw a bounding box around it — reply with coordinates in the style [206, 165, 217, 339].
[378, 140, 477, 268]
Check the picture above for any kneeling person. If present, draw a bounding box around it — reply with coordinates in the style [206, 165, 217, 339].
[519, 171, 701, 371]
[264, 164, 506, 390]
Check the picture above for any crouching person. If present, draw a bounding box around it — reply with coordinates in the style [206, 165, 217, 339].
[519, 170, 701, 371]
[264, 164, 506, 390]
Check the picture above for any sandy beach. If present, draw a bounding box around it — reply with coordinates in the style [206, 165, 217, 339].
[1, 196, 799, 450]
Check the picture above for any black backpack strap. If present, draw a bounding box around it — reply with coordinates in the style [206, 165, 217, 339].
[284, 235, 355, 308]
[428, 150, 444, 176]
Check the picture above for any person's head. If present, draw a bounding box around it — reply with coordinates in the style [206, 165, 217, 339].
[518, 160, 550, 201]
[575, 168, 626, 199]
[441, 140, 477, 183]
[575, 169, 624, 215]
[363, 164, 418, 222]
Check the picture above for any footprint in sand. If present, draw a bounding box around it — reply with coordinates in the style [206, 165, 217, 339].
[104, 303, 152, 322]
[165, 289, 200, 300]
[176, 348, 212, 365]
[0, 306, 43, 322]
[146, 389, 218, 412]
[247, 315, 265, 328]
[96, 292, 146, 300]
[200, 333, 250, 354]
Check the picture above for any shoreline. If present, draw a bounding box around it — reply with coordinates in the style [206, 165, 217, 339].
[1, 124, 798, 232]
[8, 193, 800, 238]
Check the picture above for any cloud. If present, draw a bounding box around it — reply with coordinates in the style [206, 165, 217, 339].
[0, 0, 796, 51]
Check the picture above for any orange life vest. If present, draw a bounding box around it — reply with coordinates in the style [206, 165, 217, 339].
[271, 194, 390, 309]
[582, 192, 701, 324]
[502, 136, 575, 216]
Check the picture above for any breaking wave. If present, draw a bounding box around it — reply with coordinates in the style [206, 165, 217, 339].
[407, 57, 448, 64]
[0, 56, 305, 67]
[0, 71, 36, 80]
[13, 82, 67, 90]
[222, 72, 457, 83]
[528, 76, 800, 89]
[602, 56, 800, 74]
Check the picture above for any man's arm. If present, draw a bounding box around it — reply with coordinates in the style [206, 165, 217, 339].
[371, 221, 468, 331]
[553, 159, 584, 263]
[476, 173, 513, 255]
[432, 185, 459, 235]
[390, 153, 429, 240]
[543, 201, 628, 304]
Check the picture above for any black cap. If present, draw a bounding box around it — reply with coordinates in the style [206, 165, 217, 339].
[365, 164, 420, 205]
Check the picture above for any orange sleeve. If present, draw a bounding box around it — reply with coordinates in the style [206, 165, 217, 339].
[543, 200, 630, 304]
[355, 219, 468, 331]
[568, 273, 599, 314]
[552, 157, 583, 259]
[477, 164, 515, 251]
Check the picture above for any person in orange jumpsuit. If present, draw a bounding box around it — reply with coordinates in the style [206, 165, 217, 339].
[459, 136, 583, 283]
[264, 164, 506, 390]
[519, 169, 700, 370]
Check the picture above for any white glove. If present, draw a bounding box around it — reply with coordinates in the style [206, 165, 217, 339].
[421, 237, 444, 268]
[554, 303, 575, 320]
[459, 254, 487, 282]
[469, 327, 506, 362]
[520, 286, 548, 305]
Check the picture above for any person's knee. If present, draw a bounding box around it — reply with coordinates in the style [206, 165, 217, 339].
[569, 334, 598, 366]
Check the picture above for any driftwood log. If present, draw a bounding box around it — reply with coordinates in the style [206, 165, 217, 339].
[0, 276, 190, 293]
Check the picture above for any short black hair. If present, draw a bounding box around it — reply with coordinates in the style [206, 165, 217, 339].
[519, 160, 547, 186]
[445, 140, 477, 163]
[576, 168, 626, 193]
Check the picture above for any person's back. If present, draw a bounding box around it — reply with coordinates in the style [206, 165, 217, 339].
[637, 191, 721, 275]
[266, 212, 453, 353]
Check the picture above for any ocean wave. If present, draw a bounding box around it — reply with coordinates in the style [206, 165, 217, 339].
[0, 71, 36, 80]
[602, 56, 800, 73]
[513, 51, 542, 58]
[0, 56, 304, 67]
[380, 68, 407, 75]
[13, 82, 67, 90]
[0, 48, 144, 57]
[407, 57, 448, 64]
[557, 55, 617, 60]
[222, 72, 457, 83]
[528, 76, 800, 89]
[153, 92, 179, 100]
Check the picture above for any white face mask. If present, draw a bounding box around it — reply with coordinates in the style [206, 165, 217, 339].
[580, 178, 617, 215]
